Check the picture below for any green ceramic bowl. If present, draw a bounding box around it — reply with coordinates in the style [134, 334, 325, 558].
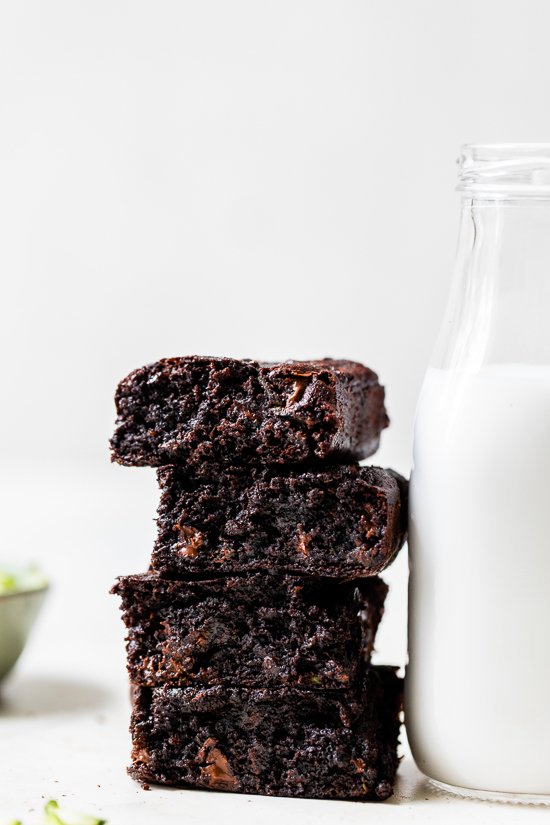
[0, 566, 48, 683]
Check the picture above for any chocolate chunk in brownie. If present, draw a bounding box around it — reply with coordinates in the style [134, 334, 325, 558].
[111, 572, 387, 690]
[110, 356, 388, 467]
[152, 463, 407, 579]
[129, 666, 402, 800]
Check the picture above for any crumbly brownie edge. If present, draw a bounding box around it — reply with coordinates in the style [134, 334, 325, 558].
[110, 356, 388, 467]
[111, 572, 388, 690]
[128, 666, 402, 800]
[151, 463, 408, 579]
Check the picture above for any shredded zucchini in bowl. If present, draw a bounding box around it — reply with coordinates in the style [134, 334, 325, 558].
[0, 564, 48, 596]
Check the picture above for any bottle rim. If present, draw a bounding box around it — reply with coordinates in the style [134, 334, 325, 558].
[458, 143, 550, 199]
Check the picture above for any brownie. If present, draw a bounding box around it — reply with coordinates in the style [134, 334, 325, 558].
[112, 572, 387, 690]
[152, 463, 407, 579]
[110, 356, 388, 468]
[129, 666, 402, 800]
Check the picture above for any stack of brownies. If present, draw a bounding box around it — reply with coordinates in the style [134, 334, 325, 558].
[110, 356, 407, 801]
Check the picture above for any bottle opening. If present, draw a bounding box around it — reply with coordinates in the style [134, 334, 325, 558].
[458, 143, 550, 200]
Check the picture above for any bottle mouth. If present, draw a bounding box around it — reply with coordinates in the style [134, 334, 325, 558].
[458, 143, 550, 199]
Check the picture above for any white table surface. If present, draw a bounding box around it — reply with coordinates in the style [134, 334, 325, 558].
[0, 466, 546, 824]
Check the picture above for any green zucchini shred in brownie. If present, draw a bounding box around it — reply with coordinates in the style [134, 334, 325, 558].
[112, 572, 388, 690]
[110, 356, 388, 468]
[152, 463, 407, 579]
[129, 666, 402, 800]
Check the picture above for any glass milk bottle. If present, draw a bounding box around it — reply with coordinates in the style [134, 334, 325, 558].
[407, 144, 550, 802]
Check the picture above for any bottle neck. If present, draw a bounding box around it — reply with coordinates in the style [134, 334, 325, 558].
[458, 144, 550, 201]
[433, 197, 550, 371]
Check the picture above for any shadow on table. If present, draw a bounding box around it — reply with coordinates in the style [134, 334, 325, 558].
[386, 754, 456, 806]
[0, 674, 111, 717]
[389, 773, 438, 805]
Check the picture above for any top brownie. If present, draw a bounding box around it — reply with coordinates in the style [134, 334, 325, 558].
[110, 356, 388, 467]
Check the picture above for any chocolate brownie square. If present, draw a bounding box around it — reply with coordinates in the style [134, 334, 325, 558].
[129, 667, 402, 800]
[110, 356, 388, 468]
[152, 464, 407, 579]
[112, 572, 387, 690]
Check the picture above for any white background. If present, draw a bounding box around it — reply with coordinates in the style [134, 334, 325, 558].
[1, 2, 550, 821]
